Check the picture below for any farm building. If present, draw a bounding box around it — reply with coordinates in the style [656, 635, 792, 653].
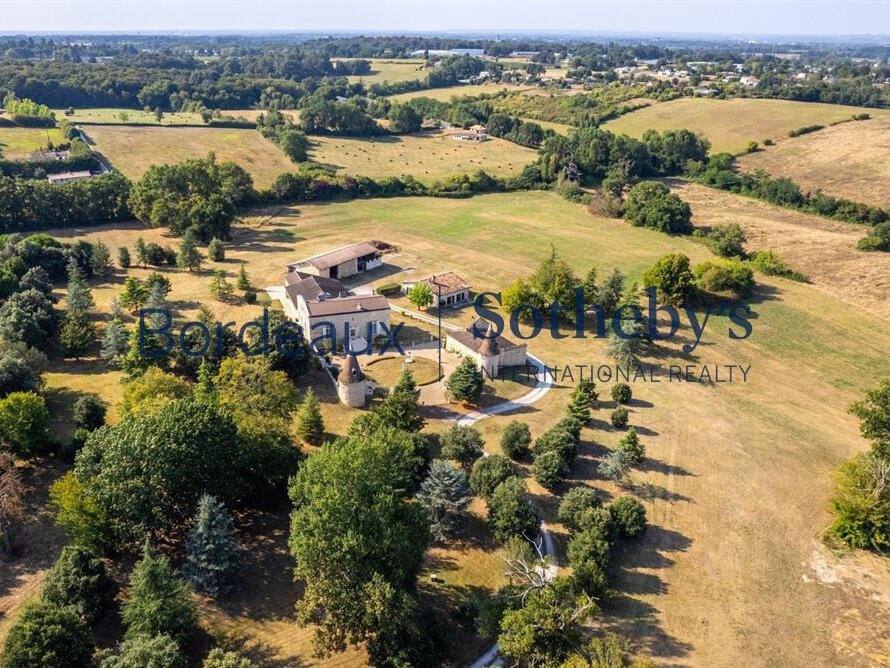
[446, 318, 527, 377]
[401, 271, 471, 307]
[46, 170, 92, 184]
[282, 271, 390, 351]
[28, 150, 70, 161]
[286, 241, 389, 280]
[450, 125, 488, 142]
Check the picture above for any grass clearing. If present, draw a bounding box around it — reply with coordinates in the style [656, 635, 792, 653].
[364, 355, 440, 387]
[736, 115, 890, 209]
[81, 124, 295, 187]
[0, 126, 66, 159]
[52, 108, 206, 125]
[308, 129, 537, 182]
[387, 83, 529, 103]
[20, 189, 890, 665]
[341, 58, 427, 84]
[601, 97, 890, 154]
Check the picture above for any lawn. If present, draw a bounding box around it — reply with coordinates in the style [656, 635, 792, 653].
[81, 125, 295, 187]
[364, 355, 441, 387]
[340, 58, 427, 84]
[601, 97, 890, 154]
[736, 115, 890, 209]
[307, 129, 537, 182]
[20, 189, 890, 665]
[0, 125, 66, 159]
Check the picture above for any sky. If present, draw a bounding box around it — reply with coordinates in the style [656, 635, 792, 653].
[0, 0, 888, 36]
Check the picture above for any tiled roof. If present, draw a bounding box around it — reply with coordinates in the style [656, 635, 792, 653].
[447, 318, 521, 356]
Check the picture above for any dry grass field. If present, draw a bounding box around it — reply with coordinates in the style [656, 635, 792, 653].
[81, 125, 295, 187]
[387, 83, 528, 103]
[0, 125, 66, 158]
[307, 129, 537, 182]
[53, 108, 207, 125]
[601, 97, 890, 154]
[7, 189, 890, 665]
[340, 58, 427, 84]
[736, 115, 890, 209]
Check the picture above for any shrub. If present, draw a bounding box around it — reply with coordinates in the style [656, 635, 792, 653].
[533, 449, 568, 490]
[622, 181, 693, 235]
[97, 634, 186, 668]
[557, 487, 601, 531]
[207, 238, 225, 261]
[1, 602, 94, 667]
[441, 424, 485, 469]
[41, 544, 116, 623]
[788, 124, 823, 137]
[610, 383, 632, 404]
[749, 250, 807, 281]
[469, 454, 518, 500]
[610, 407, 629, 428]
[488, 477, 540, 543]
[707, 223, 747, 258]
[500, 421, 531, 460]
[693, 258, 755, 298]
[610, 496, 647, 537]
[376, 282, 402, 296]
[642, 253, 695, 305]
[0, 391, 52, 457]
[72, 394, 106, 431]
[202, 648, 255, 668]
[829, 452, 890, 550]
[117, 246, 131, 268]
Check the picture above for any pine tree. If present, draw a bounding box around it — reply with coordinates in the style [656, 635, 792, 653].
[122, 543, 196, 645]
[209, 270, 233, 301]
[90, 240, 113, 276]
[236, 264, 251, 291]
[375, 369, 425, 432]
[207, 238, 225, 262]
[295, 388, 324, 444]
[183, 495, 241, 596]
[417, 459, 471, 541]
[599, 268, 625, 315]
[101, 318, 129, 365]
[605, 319, 648, 368]
[41, 544, 116, 623]
[582, 265, 598, 306]
[66, 262, 94, 313]
[135, 237, 148, 268]
[109, 296, 124, 320]
[117, 246, 131, 269]
[446, 357, 484, 403]
[119, 277, 149, 313]
[177, 238, 203, 272]
[60, 311, 95, 358]
[195, 359, 216, 400]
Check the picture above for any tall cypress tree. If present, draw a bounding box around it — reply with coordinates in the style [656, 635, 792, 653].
[295, 388, 324, 444]
[183, 494, 241, 596]
[376, 369, 425, 432]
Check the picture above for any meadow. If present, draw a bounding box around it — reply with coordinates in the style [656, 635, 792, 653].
[52, 108, 207, 125]
[386, 83, 529, 103]
[9, 189, 890, 664]
[0, 125, 66, 158]
[339, 58, 427, 84]
[81, 125, 295, 187]
[307, 129, 537, 182]
[736, 115, 890, 209]
[601, 97, 890, 154]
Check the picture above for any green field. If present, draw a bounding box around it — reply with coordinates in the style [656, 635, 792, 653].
[82, 124, 295, 187]
[0, 125, 66, 159]
[54, 108, 207, 125]
[340, 58, 428, 84]
[387, 83, 528, 102]
[307, 129, 537, 182]
[601, 97, 890, 154]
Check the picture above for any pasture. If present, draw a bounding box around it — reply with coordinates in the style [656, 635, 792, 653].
[387, 83, 527, 103]
[601, 97, 890, 154]
[18, 189, 890, 664]
[0, 125, 66, 159]
[81, 124, 295, 187]
[736, 115, 890, 209]
[307, 129, 537, 182]
[52, 108, 206, 125]
[340, 58, 427, 84]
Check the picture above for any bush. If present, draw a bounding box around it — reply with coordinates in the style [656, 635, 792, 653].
[622, 181, 693, 235]
[202, 648, 255, 668]
[610, 383, 632, 404]
[72, 394, 106, 431]
[117, 246, 131, 268]
[557, 487, 601, 531]
[207, 238, 225, 261]
[642, 253, 696, 305]
[97, 634, 186, 668]
[533, 449, 569, 490]
[0, 391, 52, 457]
[610, 407, 629, 428]
[829, 452, 890, 550]
[441, 424, 485, 468]
[41, 544, 116, 623]
[749, 250, 807, 281]
[693, 258, 755, 298]
[488, 477, 540, 543]
[1, 602, 94, 667]
[610, 496, 647, 537]
[788, 124, 823, 137]
[707, 223, 747, 258]
[376, 282, 401, 296]
[500, 421, 531, 460]
[469, 454, 518, 500]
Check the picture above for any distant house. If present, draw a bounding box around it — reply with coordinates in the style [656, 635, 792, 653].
[696, 87, 718, 96]
[401, 271, 471, 308]
[28, 150, 70, 162]
[282, 270, 390, 350]
[739, 76, 759, 87]
[445, 318, 528, 378]
[286, 241, 390, 280]
[47, 170, 92, 185]
[451, 125, 488, 142]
